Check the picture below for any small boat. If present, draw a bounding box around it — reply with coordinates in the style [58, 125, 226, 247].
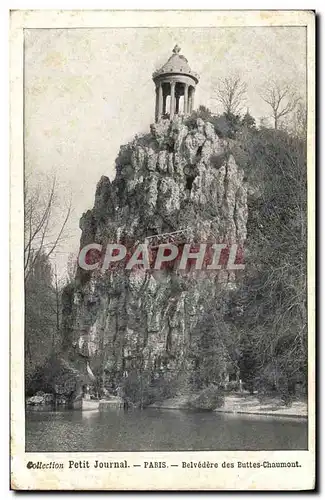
[72, 398, 100, 411]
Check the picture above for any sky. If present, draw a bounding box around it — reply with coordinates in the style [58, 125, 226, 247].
[24, 27, 307, 278]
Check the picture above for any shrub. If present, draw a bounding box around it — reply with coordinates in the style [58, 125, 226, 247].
[224, 380, 240, 393]
[212, 113, 241, 139]
[188, 384, 225, 411]
[184, 105, 212, 127]
[120, 369, 178, 408]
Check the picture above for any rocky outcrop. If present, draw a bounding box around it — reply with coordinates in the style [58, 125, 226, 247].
[59, 116, 248, 400]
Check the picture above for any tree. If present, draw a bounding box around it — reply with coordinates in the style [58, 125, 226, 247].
[213, 75, 248, 115]
[241, 109, 256, 130]
[24, 175, 71, 282]
[189, 287, 242, 390]
[184, 104, 213, 129]
[213, 113, 242, 139]
[259, 116, 272, 129]
[24, 174, 71, 390]
[25, 251, 57, 385]
[259, 80, 301, 130]
[66, 251, 78, 283]
[191, 313, 229, 389]
[232, 129, 307, 398]
[289, 101, 307, 139]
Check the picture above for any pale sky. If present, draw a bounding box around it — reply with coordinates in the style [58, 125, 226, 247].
[24, 27, 306, 277]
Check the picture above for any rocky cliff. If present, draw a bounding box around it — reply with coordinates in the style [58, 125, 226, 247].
[56, 116, 247, 402]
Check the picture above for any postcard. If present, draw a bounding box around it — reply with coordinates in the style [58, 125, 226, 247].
[10, 9, 315, 490]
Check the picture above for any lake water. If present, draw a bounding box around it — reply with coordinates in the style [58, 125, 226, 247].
[26, 408, 307, 452]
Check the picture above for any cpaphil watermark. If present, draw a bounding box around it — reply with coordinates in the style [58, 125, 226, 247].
[77, 242, 245, 273]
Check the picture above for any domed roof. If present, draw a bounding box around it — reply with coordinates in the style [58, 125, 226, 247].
[153, 45, 199, 83]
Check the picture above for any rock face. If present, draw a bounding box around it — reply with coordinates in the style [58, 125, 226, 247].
[61, 116, 247, 398]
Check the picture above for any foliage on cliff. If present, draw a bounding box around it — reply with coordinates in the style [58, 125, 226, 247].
[190, 106, 307, 397]
[233, 129, 307, 397]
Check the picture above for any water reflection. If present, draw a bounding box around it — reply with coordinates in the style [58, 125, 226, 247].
[26, 408, 307, 452]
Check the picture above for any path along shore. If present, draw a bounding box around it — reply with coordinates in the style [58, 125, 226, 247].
[150, 394, 307, 419]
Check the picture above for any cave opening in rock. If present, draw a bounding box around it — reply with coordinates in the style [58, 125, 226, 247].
[186, 174, 196, 191]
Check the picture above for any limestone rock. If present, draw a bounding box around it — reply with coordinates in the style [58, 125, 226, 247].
[59, 117, 248, 398]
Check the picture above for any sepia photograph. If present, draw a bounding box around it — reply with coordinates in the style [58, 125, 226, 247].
[10, 9, 315, 490]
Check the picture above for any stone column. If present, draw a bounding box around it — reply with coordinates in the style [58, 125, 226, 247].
[163, 94, 167, 115]
[158, 83, 163, 120]
[155, 86, 159, 122]
[184, 84, 189, 115]
[190, 87, 196, 113]
[175, 95, 180, 114]
[170, 82, 176, 119]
